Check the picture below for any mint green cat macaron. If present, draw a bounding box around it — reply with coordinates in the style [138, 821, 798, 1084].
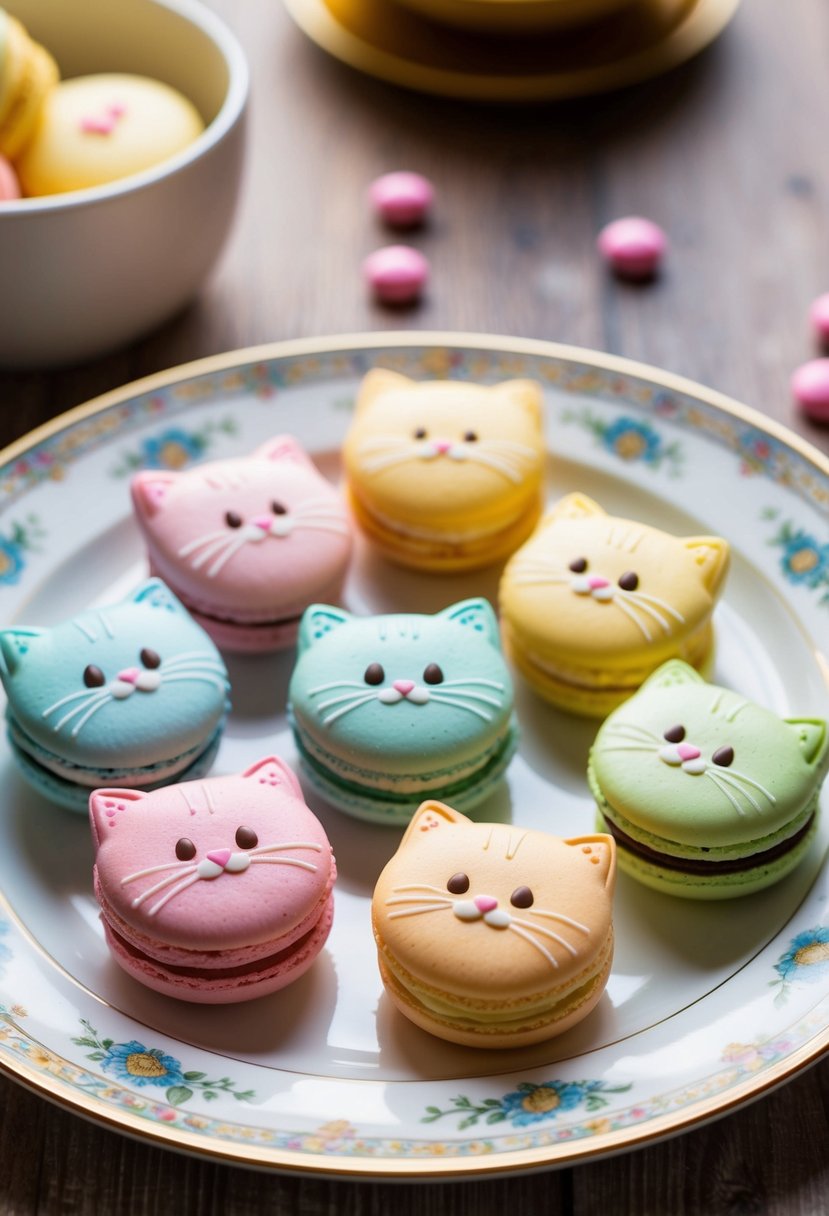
[288, 599, 518, 824]
[587, 660, 829, 899]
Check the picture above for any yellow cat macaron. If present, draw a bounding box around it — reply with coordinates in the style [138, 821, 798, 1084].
[343, 371, 546, 572]
[499, 493, 730, 717]
[372, 801, 616, 1048]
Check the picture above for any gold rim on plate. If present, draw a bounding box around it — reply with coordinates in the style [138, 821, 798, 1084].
[281, 0, 741, 101]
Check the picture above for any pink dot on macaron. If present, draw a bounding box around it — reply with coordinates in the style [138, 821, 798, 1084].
[0, 154, 21, 202]
[363, 245, 429, 305]
[791, 358, 829, 423]
[597, 216, 667, 280]
[368, 172, 434, 228]
[809, 293, 829, 344]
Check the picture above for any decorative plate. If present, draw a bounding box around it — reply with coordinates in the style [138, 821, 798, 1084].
[0, 333, 827, 1180]
[282, 0, 741, 102]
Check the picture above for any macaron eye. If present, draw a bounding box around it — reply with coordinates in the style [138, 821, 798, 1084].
[423, 663, 444, 685]
[712, 745, 734, 767]
[569, 557, 588, 573]
[364, 662, 385, 685]
[463, 430, 478, 442]
[140, 647, 161, 669]
[663, 724, 686, 743]
[175, 838, 197, 861]
[413, 427, 427, 439]
[225, 510, 243, 529]
[83, 664, 105, 688]
[618, 571, 639, 591]
[271, 501, 288, 516]
[235, 826, 258, 849]
[510, 886, 534, 908]
[447, 873, 469, 894]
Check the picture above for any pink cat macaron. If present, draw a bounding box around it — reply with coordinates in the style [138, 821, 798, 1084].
[130, 435, 354, 653]
[90, 757, 336, 1003]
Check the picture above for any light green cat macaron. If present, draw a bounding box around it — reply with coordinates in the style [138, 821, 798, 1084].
[588, 661, 829, 899]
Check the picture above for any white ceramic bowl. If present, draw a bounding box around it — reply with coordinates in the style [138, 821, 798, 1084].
[0, 0, 248, 368]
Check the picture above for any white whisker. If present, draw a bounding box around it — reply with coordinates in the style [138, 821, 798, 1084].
[625, 590, 685, 623]
[162, 675, 228, 692]
[317, 689, 378, 711]
[601, 745, 659, 753]
[511, 576, 568, 587]
[160, 664, 228, 679]
[428, 688, 502, 709]
[428, 694, 492, 722]
[361, 448, 424, 474]
[149, 873, 201, 916]
[387, 904, 452, 920]
[385, 896, 453, 907]
[42, 687, 99, 718]
[612, 595, 652, 641]
[508, 923, 558, 969]
[511, 916, 578, 956]
[724, 767, 776, 803]
[207, 536, 249, 577]
[121, 861, 193, 885]
[249, 857, 318, 872]
[191, 535, 236, 570]
[393, 883, 453, 896]
[465, 450, 523, 483]
[711, 768, 762, 813]
[618, 592, 670, 633]
[178, 529, 229, 558]
[250, 842, 323, 856]
[65, 695, 112, 736]
[323, 694, 378, 725]
[705, 770, 745, 815]
[531, 909, 591, 934]
[309, 681, 367, 696]
[291, 521, 350, 536]
[130, 866, 198, 906]
[478, 439, 537, 458]
[440, 678, 505, 690]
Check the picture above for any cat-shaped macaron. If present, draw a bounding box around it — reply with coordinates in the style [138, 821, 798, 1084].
[131, 434, 353, 652]
[343, 370, 546, 571]
[588, 660, 829, 898]
[0, 578, 229, 812]
[90, 756, 336, 1002]
[288, 599, 518, 823]
[499, 492, 730, 716]
[372, 801, 616, 1047]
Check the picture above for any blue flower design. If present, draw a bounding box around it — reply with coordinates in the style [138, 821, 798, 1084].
[140, 428, 204, 470]
[500, 1080, 599, 1126]
[774, 927, 829, 986]
[780, 534, 829, 589]
[602, 417, 661, 464]
[100, 1040, 186, 1088]
[0, 536, 25, 586]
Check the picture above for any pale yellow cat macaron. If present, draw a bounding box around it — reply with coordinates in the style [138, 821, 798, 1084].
[499, 493, 730, 717]
[343, 371, 546, 572]
[17, 74, 204, 196]
[372, 801, 616, 1048]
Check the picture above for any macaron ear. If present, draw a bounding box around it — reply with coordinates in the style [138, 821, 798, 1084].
[297, 604, 353, 652]
[491, 379, 544, 428]
[242, 755, 304, 799]
[131, 470, 177, 519]
[89, 788, 149, 848]
[0, 628, 44, 679]
[252, 434, 315, 469]
[542, 493, 606, 527]
[683, 536, 730, 593]
[399, 800, 473, 849]
[437, 598, 500, 648]
[128, 577, 188, 616]
[639, 659, 705, 693]
[785, 719, 828, 768]
[354, 369, 413, 416]
[564, 834, 616, 889]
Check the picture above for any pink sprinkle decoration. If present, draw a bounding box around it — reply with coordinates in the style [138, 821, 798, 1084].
[809, 293, 829, 345]
[368, 171, 434, 228]
[791, 359, 829, 423]
[363, 245, 429, 306]
[80, 103, 127, 136]
[597, 216, 667, 280]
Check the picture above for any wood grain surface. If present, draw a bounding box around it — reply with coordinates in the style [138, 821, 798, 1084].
[1, 0, 829, 1211]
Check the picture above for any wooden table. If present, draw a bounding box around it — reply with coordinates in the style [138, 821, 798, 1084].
[2, 0, 829, 1209]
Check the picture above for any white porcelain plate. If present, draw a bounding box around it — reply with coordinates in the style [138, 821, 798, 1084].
[1, 333, 828, 1179]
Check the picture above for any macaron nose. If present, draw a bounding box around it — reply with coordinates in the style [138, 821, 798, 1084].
[588, 575, 610, 590]
[393, 679, 415, 695]
[251, 515, 272, 532]
[474, 895, 498, 913]
[206, 849, 231, 868]
[677, 743, 702, 761]
[434, 440, 452, 454]
[117, 667, 139, 684]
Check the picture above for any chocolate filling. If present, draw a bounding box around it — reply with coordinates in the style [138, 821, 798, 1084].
[601, 811, 815, 876]
[108, 921, 319, 980]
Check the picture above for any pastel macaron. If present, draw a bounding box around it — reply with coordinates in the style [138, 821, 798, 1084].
[131, 435, 353, 653]
[343, 370, 546, 572]
[288, 599, 518, 824]
[0, 10, 58, 161]
[90, 756, 336, 1003]
[588, 661, 829, 899]
[17, 73, 204, 196]
[0, 578, 229, 812]
[372, 802, 616, 1048]
[499, 493, 730, 717]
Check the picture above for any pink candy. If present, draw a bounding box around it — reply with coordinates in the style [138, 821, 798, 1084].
[809, 293, 829, 345]
[0, 154, 21, 202]
[368, 171, 434, 228]
[791, 358, 829, 423]
[597, 216, 667, 280]
[363, 245, 429, 305]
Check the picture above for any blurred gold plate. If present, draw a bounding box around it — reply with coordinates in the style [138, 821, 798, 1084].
[390, 0, 639, 36]
[283, 0, 741, 101]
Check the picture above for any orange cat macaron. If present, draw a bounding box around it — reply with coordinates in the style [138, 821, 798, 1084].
[372, 802, 616, 1048]
[343, 370, 546, 572]
[499, 493, 730, 717]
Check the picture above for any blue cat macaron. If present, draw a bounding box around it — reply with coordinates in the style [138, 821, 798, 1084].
[0, 578, 230, 812]
[288, 599, 518, 824]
